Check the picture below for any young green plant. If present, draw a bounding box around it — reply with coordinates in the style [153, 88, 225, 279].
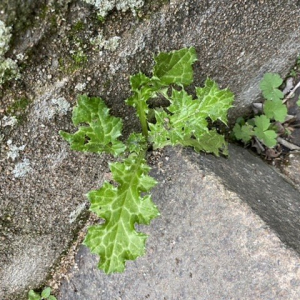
[28, 287, 57, 300]
[60, 47, 234, 274]
[233, 73, 288, 148]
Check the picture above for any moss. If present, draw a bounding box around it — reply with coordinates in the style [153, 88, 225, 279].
[7, 97, 31, 114]
[71, 20, 85, 32]
[59, 51, 88, 75]
[50, 15, 58, 30]
[58, 57, 70, 74]
[72, 50, 87, 65]
[97, 15, 106, 23]
[289, 55, 300, 78]
[38, 4, 49, 20]
[7, 97, 31, 124]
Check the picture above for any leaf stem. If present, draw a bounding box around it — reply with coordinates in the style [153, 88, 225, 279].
[136, 91, 149, 138]
[283, 80, 300, 104]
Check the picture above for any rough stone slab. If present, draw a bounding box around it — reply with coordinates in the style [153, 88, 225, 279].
[193, 144, 300, 255]
[0, 128, 109, 299]
[58, 147, 300, 300]
[3, 1, 300, 120]
[2, 1, 300, 299]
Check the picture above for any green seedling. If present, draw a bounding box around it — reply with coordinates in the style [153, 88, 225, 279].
[233, 72, 288, 148]
[60, 47, 234, 274]
[28, 287, 56, 300]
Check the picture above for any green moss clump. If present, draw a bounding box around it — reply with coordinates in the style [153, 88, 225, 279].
[7, 97, 31, 124]
[72, 20, 85, 32]
[72, 50, 87, 65]
[7, 97, 30, 114]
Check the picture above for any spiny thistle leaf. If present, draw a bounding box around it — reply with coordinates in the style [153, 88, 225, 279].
[185, 130, 228, 156]
[59, 94, 126, 156]
[126, 73, 155, 114]
[149, 80, 233, 155]
[259, 73, 283, 101]
[126, 132, 146, 153]
[126, 47, 198, 132]
[264, 99, 287, 122]
[153, 47, 198, 86]
[126, 73, 157, 135]
[83, 153, 159, 274]
[197, 130, 228, 156]
[196, 79, 233, 124]
[254, 115, 277, 148]
[129, 72, 152, 91]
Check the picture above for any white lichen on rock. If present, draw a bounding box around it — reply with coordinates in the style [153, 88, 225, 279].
[0, 20, 11, 56]
[69, 202, 87, 223]
[1, 115, 18, 127]
[104, 36, 121, 51]
[37, 97, 71, 120]
[75, 82, 86, 92]
[50, 97, 71, 116]
[0, 20, 19, 85]
[90, 31, 121, 52]
[12, 158, 32, 178]
[6, 140, 26, 161]
[82, 0, 144, 17]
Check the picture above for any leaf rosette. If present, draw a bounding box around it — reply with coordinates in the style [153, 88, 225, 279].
[60, 47, 234, 274]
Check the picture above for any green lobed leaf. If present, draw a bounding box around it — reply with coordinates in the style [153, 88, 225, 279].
[129, 72, 152, 91]
[253, 115, 277, 148]
[259, 73, 283, 101]
[48, 296, 57, 300]
[41, 287, 51, 298]
[235, 116, 246, 126]
[254, 114, 271, 131]
[153, 47, 197, 86]
[148, 108, 173, 148]
[28, 290, 41, 300]
[233, 123, 253, 143]
[196, 78, 234, 124]
[59, 95, 126, 157]
[263, 99, 287, 122]
[126, 73, 159, 137]
[126, 73, 155, 114]
[126, 132, 146, 153]
[184, 130, 228, 156]
[149, 79, 233, 155]
[83, 153, 160, 274]
[61, 48, 234, 276]
[149, 89, 208, 148]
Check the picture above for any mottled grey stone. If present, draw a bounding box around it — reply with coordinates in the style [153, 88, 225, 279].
[1, 0, 300, 299]
[58, 146, 300, 300]
[188, 144, 300, 255]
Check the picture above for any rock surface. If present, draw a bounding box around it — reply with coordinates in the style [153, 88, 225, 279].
[1, 1, 300, 299]
[58, 146, 300, 300]
[193, 144, 300, 256]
